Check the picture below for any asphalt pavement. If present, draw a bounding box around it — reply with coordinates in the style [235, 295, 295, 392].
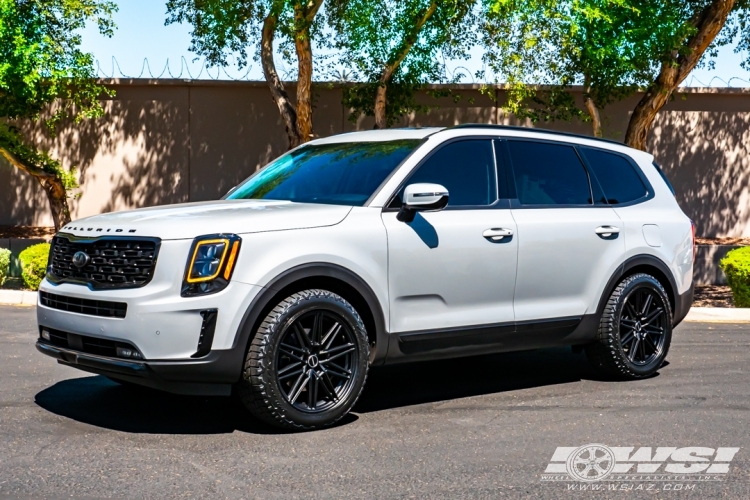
[1, 305, 749, 499]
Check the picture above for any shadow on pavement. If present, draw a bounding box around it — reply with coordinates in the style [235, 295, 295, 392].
[34, 347, 631, 434]
[355, 346, 607, 413]
[34, 375, 294, 435]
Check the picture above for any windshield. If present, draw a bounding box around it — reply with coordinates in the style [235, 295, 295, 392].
[225, 139, 421, 206]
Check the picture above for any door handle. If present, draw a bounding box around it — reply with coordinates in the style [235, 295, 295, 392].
[595, 226, 620, 238]
[483, 228, 514, 241]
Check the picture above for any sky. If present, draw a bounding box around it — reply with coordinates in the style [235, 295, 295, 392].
[79, 0, 750, 87]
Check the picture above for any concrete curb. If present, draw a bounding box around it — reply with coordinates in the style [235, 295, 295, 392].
[683, 307, 750, 323]
[0, 290, 38, 306]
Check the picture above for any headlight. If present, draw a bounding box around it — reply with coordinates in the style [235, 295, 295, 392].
[181, 234, 241, 297]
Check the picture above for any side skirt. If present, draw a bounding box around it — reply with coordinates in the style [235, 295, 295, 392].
[386, 314, 599, 364]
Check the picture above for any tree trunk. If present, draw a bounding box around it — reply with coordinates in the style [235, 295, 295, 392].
[373, 0, 438, 129]
[583, 76, 602, 138]
[293, 0, 324, 143]
[260, 8, 302, 149]
[0, 146, 71, 231]
[624, 0, 736, 150]
[373, 83, 389, 130]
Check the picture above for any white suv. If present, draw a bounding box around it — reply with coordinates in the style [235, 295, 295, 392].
[36, 125, 694, 430]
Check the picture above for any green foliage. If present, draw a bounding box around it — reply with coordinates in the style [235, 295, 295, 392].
[341, 83, 452, 127]
[0, 0, 117, 124]
[19, 243, 50, 291]
[720, 246, 750, 308]
[0, 0, 116, 189]
[0, 248, 10, 286]
[327, 0, 477, 126]
[165, 1, 324, 70]
[0, 122, 78, 189]
[481, 0, 696, 129]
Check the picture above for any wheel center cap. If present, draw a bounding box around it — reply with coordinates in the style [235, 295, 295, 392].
[307, 354, 319, 368]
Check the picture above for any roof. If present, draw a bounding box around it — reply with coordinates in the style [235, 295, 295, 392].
[449, 124, 624, 146]
[311, 128, 444, 144]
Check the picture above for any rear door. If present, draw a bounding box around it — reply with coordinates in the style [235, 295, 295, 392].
[503, 139, 625, 323]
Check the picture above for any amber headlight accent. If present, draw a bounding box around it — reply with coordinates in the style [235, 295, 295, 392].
[182, 234, 241, 297]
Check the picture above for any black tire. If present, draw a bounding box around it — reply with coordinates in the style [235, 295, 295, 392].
[237, 289, 370, 430]
[585, 273, 673, 379]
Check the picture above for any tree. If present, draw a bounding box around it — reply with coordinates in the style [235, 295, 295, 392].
[328, 0, 477, 129]
[0, 0, 116, 231]
[482, 0, 691, 138]
[484, 0, 750, 149]
[166, 0, 324, 148]
[625, 0, 746, 150]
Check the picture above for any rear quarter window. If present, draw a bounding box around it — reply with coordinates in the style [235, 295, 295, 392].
[580, 148, 649, 204]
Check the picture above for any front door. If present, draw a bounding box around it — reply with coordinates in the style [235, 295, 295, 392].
[382, 139, 518, 335]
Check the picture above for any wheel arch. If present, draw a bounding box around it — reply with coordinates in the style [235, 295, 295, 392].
[597, 254, 679, 322]
[232, 263, 389, 369]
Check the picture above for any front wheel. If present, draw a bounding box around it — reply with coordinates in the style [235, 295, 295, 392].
[237, 289, 370, 430]
[585, 273, 673, 379]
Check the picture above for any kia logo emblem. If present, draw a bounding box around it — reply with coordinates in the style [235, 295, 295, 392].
[72, 251, 90, 268]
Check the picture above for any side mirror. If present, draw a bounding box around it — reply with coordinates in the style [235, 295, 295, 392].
[397, 183, 449, 223]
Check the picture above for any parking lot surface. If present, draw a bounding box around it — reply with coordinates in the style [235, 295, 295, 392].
[1, 305, 749, 499]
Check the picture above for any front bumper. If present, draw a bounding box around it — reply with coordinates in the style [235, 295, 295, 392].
[36, 340, 244, 395]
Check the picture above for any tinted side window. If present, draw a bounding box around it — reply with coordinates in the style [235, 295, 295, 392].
[507, 141, 591, 205]
[581, 148, 648, 204]
[402, 140, 497, 207]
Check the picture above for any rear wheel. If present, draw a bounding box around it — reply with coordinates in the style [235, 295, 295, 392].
[237, 289, 369, 430]
[585, 273, 672, 379]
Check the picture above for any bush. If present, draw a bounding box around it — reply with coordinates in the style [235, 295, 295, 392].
[0, 248, 10, 286]
[19, 243, 50, 290]
[720, 246, 750, 308]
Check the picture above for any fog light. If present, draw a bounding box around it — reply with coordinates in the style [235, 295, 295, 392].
[116, 347, 143, 359]
[41, 329, 50, 341]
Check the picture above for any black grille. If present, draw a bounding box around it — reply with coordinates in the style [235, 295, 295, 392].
[40, 291, 127, 318]
[39, 327, 142, 359]
[48, 234, 160, 289]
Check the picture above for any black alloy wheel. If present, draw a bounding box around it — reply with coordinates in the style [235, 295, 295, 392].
[585, 273, 673, 379]
[238, 289, 369, 430]
[618, 286, 668, 366]
[275, 309, 358, 413]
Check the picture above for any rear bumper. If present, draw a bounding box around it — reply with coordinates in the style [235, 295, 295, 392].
[36, 341, 244, 396]
[673, 282, 694, 327]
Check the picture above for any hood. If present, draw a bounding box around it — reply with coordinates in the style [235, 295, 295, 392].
[61, 200, 352, 240]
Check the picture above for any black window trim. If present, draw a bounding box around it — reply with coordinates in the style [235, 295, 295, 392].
[382, 135, 512, 212]
[578, 144, 655, 207]
[502, 138, 597, 210]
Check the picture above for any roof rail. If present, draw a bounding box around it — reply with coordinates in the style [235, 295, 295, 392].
[448, 123, 625, 147]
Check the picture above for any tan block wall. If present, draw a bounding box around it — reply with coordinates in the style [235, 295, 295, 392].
[1, 80, 749, 237]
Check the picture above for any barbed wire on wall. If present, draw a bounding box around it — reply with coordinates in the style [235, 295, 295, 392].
[681, 75, 750, 88]
[95, 56, 257, 80]
[94, 56, 750, 88]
